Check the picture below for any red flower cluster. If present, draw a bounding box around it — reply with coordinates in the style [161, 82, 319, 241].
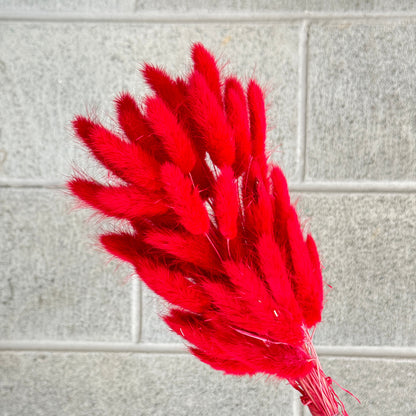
[68, 43, 349, 416]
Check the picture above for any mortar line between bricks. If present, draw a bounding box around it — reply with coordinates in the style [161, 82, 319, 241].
[289, 181, 416, 193]
[297, 20, 309, 183]
[4, 11, 416, 23]
[0, 179, 64, 188]
[0, 341, 187, 354]
[0, 342, 415, 359]
[131, 278, 140, 343]
[139, 280, 144, 342]
[316, 345, 416, 359]
[2, 180, 416, 193]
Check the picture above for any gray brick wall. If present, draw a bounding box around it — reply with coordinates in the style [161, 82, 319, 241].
[1, 2, 415, 415]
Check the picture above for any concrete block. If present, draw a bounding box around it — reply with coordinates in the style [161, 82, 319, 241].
[0, 22, 299, 182]
[0, 188, 132, 340]
[296, 193, 416, 346]
[307, 23, 416, 181]
[304, 357, 416, 416]
[133, 1, 416, 13]
[0, 352, 294, 416]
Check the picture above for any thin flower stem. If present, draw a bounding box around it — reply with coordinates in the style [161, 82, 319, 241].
[290, 331, 349, 416]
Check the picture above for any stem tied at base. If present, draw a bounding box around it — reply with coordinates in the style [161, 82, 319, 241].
[290, 331, 351, 416]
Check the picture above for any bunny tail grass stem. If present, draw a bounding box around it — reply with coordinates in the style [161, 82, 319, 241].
[291, 331, 349, 416]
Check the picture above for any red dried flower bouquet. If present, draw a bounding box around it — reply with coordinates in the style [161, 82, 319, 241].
[68, 43, 351, 416]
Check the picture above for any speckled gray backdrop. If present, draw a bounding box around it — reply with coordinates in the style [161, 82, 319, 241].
[0, 2, 415, 415]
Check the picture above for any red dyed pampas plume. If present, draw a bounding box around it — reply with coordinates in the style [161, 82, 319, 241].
[67, 43, 352, 416]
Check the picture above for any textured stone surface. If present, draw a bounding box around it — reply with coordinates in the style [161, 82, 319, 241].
[296, 193, 416, 346]
[0, 188, 132, 340]
[0, 0, 135, 13]
[0, 352, 293, 416]
[307, 23, 416, 181]
[134, 1, 416, 12]
[304, 358, 416, 416]
[0, 22, 299, 182]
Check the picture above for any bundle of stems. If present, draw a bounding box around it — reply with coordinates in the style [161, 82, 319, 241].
[68, 43, 350, 415]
